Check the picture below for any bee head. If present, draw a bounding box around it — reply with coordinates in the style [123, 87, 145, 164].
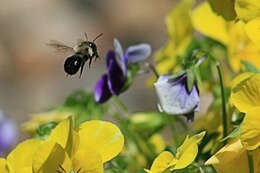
[88, 42, 97, 51]
[64, 55, 83, 75]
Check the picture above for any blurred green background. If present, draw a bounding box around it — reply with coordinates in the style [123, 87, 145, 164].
[0, 0, 178, 124]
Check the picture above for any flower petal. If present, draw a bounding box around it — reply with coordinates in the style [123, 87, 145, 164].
[145, 151, 175, 173]
[245, 17, 260, 46]
[0, 158, 8, 173]
[125, 44, 151, 63]
[241, 106, 260, 150]
[107, 51, 125, 95]
[0, 112, 17, 154]
[78, 120, 124, 163]
[235, 0, 260, 22]
[33, 141, 72, 173]
[7, 139, 43, 173]
[113, 38, 124, 60]
[48, 117, 79, 157]
[72, 148, 103, 173]
[173, 131, 205, 169]
[192, 2, 229, 45]
[230, 73, 260, 113]
[154, 74, 200, 115]
[94, 74, 112, 104]
[205, 139, 250, 173]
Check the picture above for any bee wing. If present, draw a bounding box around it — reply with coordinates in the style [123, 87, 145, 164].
[47, 40, 74, 53]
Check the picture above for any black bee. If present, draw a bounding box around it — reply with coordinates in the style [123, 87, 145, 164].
[48, 33, 103, 78]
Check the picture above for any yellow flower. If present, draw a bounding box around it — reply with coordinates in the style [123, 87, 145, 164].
[149, 134, 166, 154]
[192, 2, 260, 71]
[145, 131, 205, 173]
[1, 118, 124, 173]
[235, 0, 260, 22]
[230, 73, 260, 113]
[21, 110, 72, 136]
[0, 139, 43, 173]
[241, 106, 260, 150]
[205, 139, 260, 173]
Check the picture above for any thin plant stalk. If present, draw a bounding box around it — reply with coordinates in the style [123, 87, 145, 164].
[216, 63, 228, 143]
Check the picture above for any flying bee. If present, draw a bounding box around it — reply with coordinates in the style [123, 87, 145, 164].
[47, 33, 103, 78]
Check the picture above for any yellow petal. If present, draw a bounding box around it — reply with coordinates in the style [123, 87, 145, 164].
[192, 2, 229, 45]
[0, 158, 8, 173]
[230, 72, 255, 90]
[230, 73, 260, 113]
[205, 139, 249, 173]
[33, 141, 72, 173]
[78, 120, 124, 163]
[48, 117, 79, 157]
[173, 131, 205, 169]
[149, 134, 166, 154]
[245, 17, 260, 46]
[235, 0, 260, 22]
[72, 148, 103, 173]
[208, 0, 237, 20]
[145, 151, 175, 173]
[166, 0, 194, 51]
[7, 139, 43, 173]
[241, 106, 260, 150]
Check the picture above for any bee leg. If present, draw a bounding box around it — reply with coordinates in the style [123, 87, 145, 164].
[88, 57, 93, 68]
[79, 60, 86, 78]
[95, 54, 99, 61]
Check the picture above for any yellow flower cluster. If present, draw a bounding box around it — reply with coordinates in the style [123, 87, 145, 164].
[0, 117, 124, 173]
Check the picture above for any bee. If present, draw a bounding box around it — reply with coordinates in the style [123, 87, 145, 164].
[47, 33, 103, 78]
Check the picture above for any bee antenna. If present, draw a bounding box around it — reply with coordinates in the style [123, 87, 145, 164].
[84, 32, 88, 41]
[93, 33, 103, 42]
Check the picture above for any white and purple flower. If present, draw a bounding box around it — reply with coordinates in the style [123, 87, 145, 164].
[94, 39, 151, 104]
[154, 73, 200, 122]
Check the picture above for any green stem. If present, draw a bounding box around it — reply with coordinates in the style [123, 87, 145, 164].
[168, 116, 180, 146]
[216, 63, 228, 143]
[146, 62, 159, 79]
[112, 96, 128, 113]
[248, 150, 254, 173]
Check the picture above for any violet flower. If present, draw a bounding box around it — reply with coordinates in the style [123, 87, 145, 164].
[154, 73, 200, 122]
[94, 39, 151, 104]
[0, 110, 17, 156]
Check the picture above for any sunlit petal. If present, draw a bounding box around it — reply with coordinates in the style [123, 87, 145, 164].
[78, 120, 124, 163]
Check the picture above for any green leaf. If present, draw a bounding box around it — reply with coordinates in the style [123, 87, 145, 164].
[241, 60, 260, 73]
[35, 121, 58, 140]
[121, 63, 140, 92]
[221, 125, 241, 142]
[169, 70, 186, 80]
[186, 68, 195, 92]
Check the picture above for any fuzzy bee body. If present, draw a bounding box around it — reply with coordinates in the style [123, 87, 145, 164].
[48, 33, 102, 78]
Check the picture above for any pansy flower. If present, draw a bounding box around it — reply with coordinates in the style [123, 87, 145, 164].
[0, 117, 124, 173]
[94, 39, 151, 104]
[0, 110, 17, 157]
[154, 73, 200, 121]
[145, 131, 205, 173]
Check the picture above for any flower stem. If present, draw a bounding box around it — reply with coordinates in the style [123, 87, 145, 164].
[216, 63, 228, 143]
[145, 62, 159, 79]
[168, 116, 180, 146]
[248, 150, 254, 173]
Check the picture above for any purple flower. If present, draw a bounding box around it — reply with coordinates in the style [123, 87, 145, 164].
[0, 110, 17, 156]
[154, 74, 200, 122]
[94, 39, 151, 104]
